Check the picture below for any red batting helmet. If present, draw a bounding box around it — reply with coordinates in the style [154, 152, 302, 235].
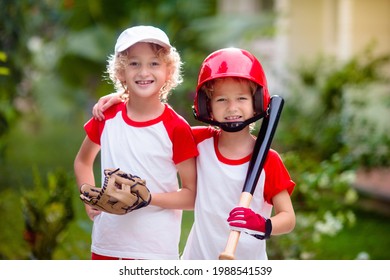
[193, 48, 271, 132]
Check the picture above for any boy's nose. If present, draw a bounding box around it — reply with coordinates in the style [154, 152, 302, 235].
[139, 65, 150, 76]
[227, 100, 238, 111]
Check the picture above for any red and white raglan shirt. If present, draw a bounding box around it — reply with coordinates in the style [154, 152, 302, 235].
[181, 126, 295, 260]
[84, 102, 198, 260]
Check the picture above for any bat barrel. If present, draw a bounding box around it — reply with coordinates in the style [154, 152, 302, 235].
[243, 95, 284, 195]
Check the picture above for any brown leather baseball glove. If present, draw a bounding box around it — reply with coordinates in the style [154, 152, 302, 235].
[80, 168, 151, 215]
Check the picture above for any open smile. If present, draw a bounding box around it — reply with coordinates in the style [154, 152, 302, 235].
[136, 80, 154, 85]
[224, 115, 243, 121]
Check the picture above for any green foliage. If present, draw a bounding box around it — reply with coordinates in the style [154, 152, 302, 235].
[0, 189, 28, 259]
[288, 153, 357, 210]
[277, 47, 390, 165]
[21, 168, 74, 259]
[342, 83, 390, 168]
[0, 0, 66, 162]
[267, 45, 390, 259]
[0, 50, 18, 160]
[0, 52, 9, 76]
[266, 151, 359, 259]
[268, 207, 390, 260]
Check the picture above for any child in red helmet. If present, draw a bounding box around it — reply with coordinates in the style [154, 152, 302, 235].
[92, 47, 295, 260]
[186, 48, 295, 259]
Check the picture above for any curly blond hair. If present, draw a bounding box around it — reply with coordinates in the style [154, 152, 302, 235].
[106, 43, 183, 102]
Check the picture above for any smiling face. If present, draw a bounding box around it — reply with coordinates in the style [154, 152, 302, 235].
[118, 42, 169, 100]
[209, 77, 255, 123]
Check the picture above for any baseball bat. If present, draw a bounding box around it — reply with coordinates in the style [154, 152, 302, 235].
[218, 95, 284, 260]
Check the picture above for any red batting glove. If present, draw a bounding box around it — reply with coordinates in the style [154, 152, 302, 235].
[227, 207, 272, 240]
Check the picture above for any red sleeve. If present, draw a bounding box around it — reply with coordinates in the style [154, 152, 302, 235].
[191, 126, 218, 145]
[171, 120, 199, 164]
[84, 117, 102, 145]
[263, 149, 295, 204]
[163, 107, 199, 164]
[83, 102, 124, 145]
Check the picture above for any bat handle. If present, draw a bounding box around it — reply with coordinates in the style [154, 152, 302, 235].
[219, 192, 253, 260]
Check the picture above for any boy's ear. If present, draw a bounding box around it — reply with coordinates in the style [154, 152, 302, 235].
[116, 69, 125, 83]
[166, 68, 174, 84]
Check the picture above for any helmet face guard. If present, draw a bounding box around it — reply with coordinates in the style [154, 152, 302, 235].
[193, 48, 271, 132]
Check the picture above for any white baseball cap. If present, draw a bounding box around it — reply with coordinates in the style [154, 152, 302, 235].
[114, 25, 171, 53]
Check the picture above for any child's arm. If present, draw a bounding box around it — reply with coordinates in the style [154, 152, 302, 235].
[269, 189, 295, 235]
[74, 136, 102, 220]
[150, 157, 197, 210]
[227, 190, 295, 239]
[92, 92, 124, 121]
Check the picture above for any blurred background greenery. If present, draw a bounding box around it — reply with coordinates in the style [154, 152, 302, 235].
[1, 0, 389, 260]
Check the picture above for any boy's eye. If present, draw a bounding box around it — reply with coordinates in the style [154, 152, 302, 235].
[151, 61, 160, 66]
[129, 61, 139, 66]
